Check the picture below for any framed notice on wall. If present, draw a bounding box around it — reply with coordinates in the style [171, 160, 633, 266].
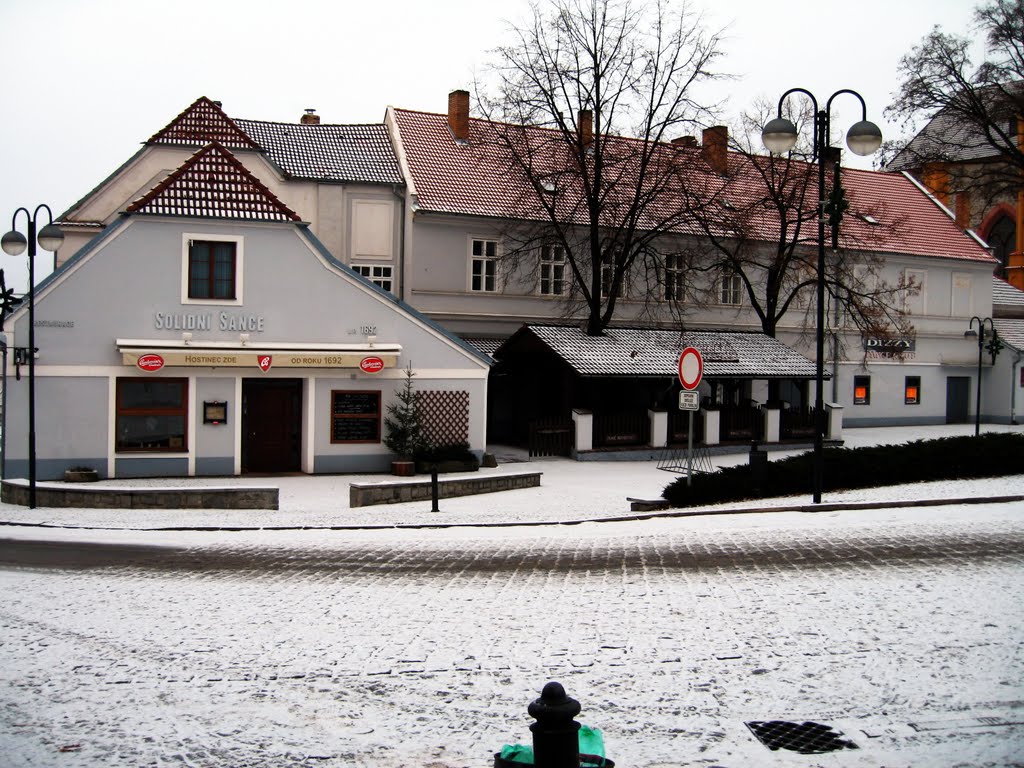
[331, 391, 381, 443]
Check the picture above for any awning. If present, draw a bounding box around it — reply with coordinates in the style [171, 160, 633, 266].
[117, 339, 402, 372]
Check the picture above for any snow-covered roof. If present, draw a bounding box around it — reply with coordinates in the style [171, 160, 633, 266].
[125, 142, 301, 221]
[391, 107, 995, 264]
[497, 324, 819, 379]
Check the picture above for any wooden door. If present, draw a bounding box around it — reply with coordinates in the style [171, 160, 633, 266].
[242, 379, 302, 472]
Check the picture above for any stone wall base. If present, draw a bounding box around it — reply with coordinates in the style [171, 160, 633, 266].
[0, 480, 278, 510]
[349, 472, 541, 508]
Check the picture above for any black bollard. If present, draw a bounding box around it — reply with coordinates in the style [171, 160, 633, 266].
[430, 464, 440, 512]
[528, 681, 581, 768]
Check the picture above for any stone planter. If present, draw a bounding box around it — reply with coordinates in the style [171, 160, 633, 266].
[64, 469, 99, 483]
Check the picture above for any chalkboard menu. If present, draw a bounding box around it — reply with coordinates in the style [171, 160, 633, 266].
[331, 391, 381, 443]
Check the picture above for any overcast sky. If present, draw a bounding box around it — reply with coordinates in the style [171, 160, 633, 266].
[0, 0, 980, 293]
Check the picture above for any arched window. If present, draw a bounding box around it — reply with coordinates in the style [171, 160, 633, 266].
[987, 214, 1017, 278]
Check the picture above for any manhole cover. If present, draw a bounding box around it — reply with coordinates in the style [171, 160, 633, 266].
[745, 720, 859, 754]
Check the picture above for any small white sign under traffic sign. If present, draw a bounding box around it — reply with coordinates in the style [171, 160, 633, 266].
[678, 390, 699, 411]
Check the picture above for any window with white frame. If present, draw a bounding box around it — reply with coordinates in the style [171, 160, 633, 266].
[601, 250, 627, 298]
[353, 263, 394, 293]
[903, 268, 927, 315]
[182, 233, 243, 305]
[470, 238, 499, 292]
[719, 269, 742, 305]
[539, 245, 567, 296]
[663, 253, 686, 301]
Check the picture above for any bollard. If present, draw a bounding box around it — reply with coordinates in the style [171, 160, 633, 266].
[430, 464, 440, 512]
[749, 440, 767, 491]
[528, 681, 581, 768]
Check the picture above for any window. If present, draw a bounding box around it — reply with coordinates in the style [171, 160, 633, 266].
[853, 375, 871, 405]
[905, 376, 921, 405]
[470, 238, 498, 292]
[539, 245, 567, 296]
[189, 240, 236, 299]
[601, 250, 628, 298]
[353, 264, 394, 293]
[116, 378, 188, 452]
[720, 269, 742, 305]
[663, 253, 686, 301]
[330, 391, 381, 443]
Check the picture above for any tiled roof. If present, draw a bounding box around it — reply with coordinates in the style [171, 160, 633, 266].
[236, 120, 403, 184]
[499, 324, 818, 378]
[462, 337, 505, 356]
[994, 276, 1024, 306]
[391, 108, 994, 264]
[126, 142, 301, 221]
[994, 318, 1024, 350]
[145, 97, 402, 185]
[147, 97, 259, 150]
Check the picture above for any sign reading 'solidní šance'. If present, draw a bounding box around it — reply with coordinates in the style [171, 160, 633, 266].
[154, 311, 266, 332]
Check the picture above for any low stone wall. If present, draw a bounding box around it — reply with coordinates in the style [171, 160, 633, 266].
[349, 471, 541, 508]
[1, 480, 278, 510]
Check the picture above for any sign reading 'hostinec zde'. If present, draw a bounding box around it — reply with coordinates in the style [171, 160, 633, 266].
[126, 351, 395, 370]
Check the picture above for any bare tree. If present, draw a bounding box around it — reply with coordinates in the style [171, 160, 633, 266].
[884, 0, 1023, 208]
[477, 0, 723, 335]
[682, 106, 914, 355]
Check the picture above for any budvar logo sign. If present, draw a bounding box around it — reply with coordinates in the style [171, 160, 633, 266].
[137, 353, 165, 372]
[359, 356, 384, 374]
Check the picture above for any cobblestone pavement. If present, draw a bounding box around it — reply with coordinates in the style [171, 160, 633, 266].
[2, 504, 1024, 767]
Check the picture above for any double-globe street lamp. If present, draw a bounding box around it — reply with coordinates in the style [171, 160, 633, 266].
[1, 206, 65, 509]
[761, 89, 882, 504]
[964, 316, 1000, 436]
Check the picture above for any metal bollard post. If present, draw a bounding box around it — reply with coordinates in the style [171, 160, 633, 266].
[528, 681, 581, 768]
[430, 464, 440, 512]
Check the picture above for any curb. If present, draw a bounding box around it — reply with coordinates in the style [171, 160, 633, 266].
[1, 494, 1022, 534]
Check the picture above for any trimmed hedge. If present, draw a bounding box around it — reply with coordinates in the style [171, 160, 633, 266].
[662, 433, 1024, 508]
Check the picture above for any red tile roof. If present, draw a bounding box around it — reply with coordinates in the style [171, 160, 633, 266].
[126, 142, 301, 222]
[392, 108, 995, 265]
[147, 97, 260, 150]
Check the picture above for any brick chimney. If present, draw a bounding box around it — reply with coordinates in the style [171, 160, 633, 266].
[448, 90, 470, 142]
[300, 109, 320, 125]
[578, 109, 593, 147]
[701, 126, 728, 175]
[672, 136, 698, 149]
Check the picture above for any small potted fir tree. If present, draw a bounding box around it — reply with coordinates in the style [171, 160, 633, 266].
[383, 364, 425, 476]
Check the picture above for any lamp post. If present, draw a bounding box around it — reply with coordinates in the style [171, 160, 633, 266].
[2, 206, 64, 509]
[762, 89, 882, 504]
[965, 316, 997, 436]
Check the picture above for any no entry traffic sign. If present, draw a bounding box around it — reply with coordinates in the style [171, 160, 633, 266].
[677, 346, 703, 390]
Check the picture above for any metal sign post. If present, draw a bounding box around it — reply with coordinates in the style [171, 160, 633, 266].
[677, 348, 704, 488]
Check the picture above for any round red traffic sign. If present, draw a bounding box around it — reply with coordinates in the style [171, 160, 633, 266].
[359, 356, 384, 374]
[677, 346, 703, 390]
[136, 353, 165, 372]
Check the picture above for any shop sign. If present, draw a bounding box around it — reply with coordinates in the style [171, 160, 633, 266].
[359, 356, 384, 374]
[123, 351, 397, 369]
[863, 337, 916, 359]
[136, 353, 165, 372]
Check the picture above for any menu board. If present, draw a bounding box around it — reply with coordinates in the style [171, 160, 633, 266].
[331, 391, 381, 443]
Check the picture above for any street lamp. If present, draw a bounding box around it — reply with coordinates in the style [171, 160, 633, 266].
[2, 206, 64, 509]
[964, 316, 999, 437]
[762, 89, 882, 504]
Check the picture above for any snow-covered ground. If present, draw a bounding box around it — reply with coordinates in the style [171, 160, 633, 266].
[1, 424, 1023, 767]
